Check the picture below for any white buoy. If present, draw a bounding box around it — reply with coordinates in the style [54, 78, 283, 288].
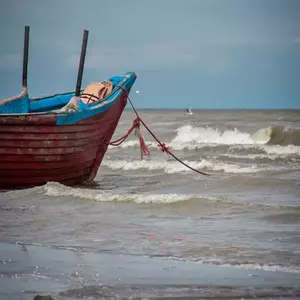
[136, 90, 140, 94]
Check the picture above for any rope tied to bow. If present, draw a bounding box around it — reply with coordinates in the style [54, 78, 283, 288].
[107, 117, 150, 159]
[107, 85, 209, 176]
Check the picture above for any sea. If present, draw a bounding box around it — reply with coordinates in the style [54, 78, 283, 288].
[0, 109, 300, 300]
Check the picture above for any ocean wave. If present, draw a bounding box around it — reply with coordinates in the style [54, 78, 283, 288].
[110, 125, 254, 151]
[252, 126, 300, 146]
[162, 256, 300, 274]
[217, 151, 299, 161]
[219, 263, 300, 274]
[44, 182, 218, 204]
[217, 153, 283, 161]
[175, 125, 300, 147]
[102, 158, 277, 174]
[108, 125, 300, 153]
[43, 182, 297, 208]
[259, 144, 300, 155]
[171, 125, 255, 147]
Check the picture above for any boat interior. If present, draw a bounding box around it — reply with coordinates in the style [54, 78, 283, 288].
[0, 74, 130, 114]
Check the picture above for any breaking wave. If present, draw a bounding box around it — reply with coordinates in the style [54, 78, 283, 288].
[174, 125, 300, 146]
[170, 125, 255, 148]
[43, 182, 297, 208]
[259, 144, 300, 155]
[44, 182, 223, 204]
[252, 125, 300, 146]
[110, 125, 300, 153]
[102, 158, 279, 174]
[173, 125, 300, 148]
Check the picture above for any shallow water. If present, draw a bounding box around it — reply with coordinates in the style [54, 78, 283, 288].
[1, 242, 300, 300]
[0, 109, 300, 299]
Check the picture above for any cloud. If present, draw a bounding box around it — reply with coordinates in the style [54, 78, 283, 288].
[68, 43, 195, 70]
[0, 54, 22, 71]
[67, 42, 231, 74]
[293, 37, 300, 44]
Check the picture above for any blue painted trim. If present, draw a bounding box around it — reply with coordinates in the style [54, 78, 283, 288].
[0, 92, 30, 114]
[0, 72, 137, 121]
[56, 72, 136, 125]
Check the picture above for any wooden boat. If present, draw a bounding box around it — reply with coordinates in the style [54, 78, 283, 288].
[0, 26, 136, 189]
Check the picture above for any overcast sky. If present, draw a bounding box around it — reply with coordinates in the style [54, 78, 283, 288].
[0, 0, 299, 108]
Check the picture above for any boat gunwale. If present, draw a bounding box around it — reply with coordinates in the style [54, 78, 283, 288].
[0, 76, 131, 118]
[0, 87, 28, 105]
[30, 89, 81, 101]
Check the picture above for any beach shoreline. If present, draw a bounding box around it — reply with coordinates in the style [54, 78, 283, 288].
[1, 241, 299, 299]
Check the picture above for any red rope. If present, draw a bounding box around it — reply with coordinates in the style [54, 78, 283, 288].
[110, 85, 209, 176]
[108, 117, 150, 159]
[108, 118, 138, 146]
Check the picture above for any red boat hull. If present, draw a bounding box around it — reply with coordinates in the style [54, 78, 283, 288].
[0, 94, 127, 189]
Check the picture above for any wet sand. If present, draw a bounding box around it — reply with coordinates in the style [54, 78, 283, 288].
[0, 242, 299, 299]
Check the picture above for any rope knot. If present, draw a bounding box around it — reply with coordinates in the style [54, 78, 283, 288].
[133, 117, 141, 128]
[158, 142, 170, 153]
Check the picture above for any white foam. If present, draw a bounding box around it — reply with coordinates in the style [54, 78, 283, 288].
[44, 183, 297, 208]
[222, 263, 300, 274]
[260, 145, 300, 155]
[108, 126, 300, 157]
[162, 256, 300, 274]
[102, 158, 274, 174]
[170, 125, 257, 148]
[108, 125, 259, 151]
[218, 153, 288, 161]
[44, 182, 217, 204]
